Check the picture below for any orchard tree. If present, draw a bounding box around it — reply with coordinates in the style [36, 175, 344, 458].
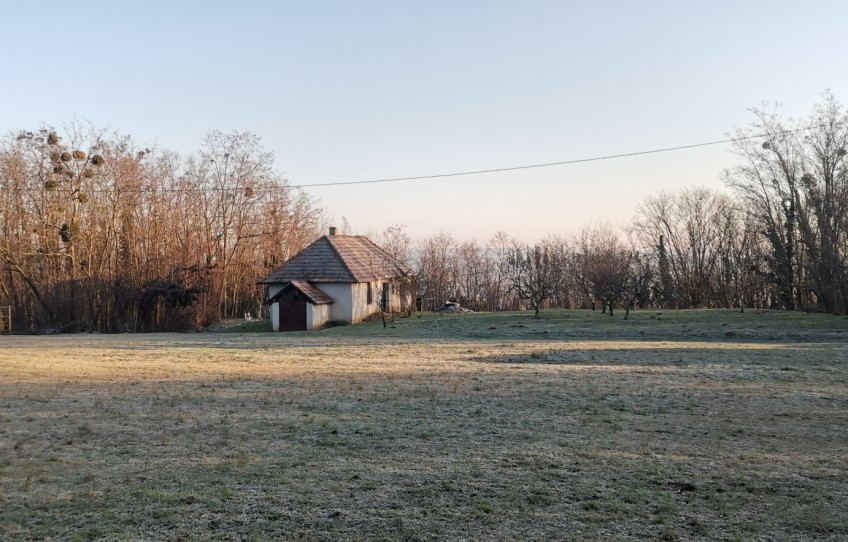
[574, 225, 632, 316]
[506, 238, 567, 318]
[621, 252, 654, 320]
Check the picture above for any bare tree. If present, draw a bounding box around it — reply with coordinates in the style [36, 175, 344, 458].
[631, 188, 737, 308]
[574, 225, 632, 316]
[506, 238, 567, 318]
[621, 252, 653, 320]
[483, 231, 514, 311]
[725, 92, 848, 313]
[415, 232, 459, 310]
[0, 125, 322, 332]
[379, 224, 413, 267]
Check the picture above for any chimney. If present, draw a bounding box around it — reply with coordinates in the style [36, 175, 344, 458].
[328, 226, 337, 236]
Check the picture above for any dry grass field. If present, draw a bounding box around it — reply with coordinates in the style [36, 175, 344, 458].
[1, 310, 847, 541]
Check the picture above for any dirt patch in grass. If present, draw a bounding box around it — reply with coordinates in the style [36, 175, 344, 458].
[1, 311, 846, 540]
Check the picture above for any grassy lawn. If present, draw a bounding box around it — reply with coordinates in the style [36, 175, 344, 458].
[1, 309, 846, 540]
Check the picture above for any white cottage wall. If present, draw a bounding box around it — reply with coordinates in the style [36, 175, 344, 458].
[351, 282, 368, 323]
[269, 279, 406, 329]
[270, 302, 280, 331]
[314, 283, 355, 324]
[306, 304, 330, 330]
[351, 281, 384, 323]
[268, 285, 285, 331]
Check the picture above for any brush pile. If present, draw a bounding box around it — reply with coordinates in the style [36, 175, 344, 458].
[434, 301, 473, 314]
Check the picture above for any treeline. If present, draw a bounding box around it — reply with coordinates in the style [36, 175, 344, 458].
[384, 192, 759, 319]
[0, 126, 322, 331]
[390, 92, 848, 317]
[3, 94, 847, 331]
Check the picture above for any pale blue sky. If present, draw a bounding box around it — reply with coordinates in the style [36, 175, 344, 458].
[3, 1, 847, 241]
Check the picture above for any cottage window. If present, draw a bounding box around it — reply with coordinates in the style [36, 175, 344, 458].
[367, 282, 373, 304]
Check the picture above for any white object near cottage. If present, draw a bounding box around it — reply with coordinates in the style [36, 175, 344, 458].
[259, 228, 413, 331]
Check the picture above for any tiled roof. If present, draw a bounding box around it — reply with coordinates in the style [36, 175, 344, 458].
[259, 235, 413, 284]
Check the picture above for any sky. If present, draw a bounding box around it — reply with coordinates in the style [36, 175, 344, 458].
[3, 1, 848, 242]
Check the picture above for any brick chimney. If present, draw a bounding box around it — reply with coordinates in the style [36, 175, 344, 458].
[328, 226, 337, 236]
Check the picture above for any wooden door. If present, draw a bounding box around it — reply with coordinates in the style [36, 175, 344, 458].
[279, 299, 307, 331]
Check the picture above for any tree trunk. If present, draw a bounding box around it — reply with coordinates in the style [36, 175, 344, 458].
[3, 255, 54, 324]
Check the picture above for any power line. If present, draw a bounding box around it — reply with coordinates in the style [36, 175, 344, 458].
[0, 122, 839, 194]
[293, 123, 835, 188]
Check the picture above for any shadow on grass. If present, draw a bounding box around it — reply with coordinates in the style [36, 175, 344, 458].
[312, 309, 848, 345]
[2, 336, 846, 542]
[462, 343, 845, 369]
[8, 310, 847, 348]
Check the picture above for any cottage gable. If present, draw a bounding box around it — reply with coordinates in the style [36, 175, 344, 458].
[270, 280, 335, 305]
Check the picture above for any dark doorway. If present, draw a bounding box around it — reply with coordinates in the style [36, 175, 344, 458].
[279, 298, 307, 331]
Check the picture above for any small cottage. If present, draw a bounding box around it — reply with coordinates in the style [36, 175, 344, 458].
[259, 228, 414, 331]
